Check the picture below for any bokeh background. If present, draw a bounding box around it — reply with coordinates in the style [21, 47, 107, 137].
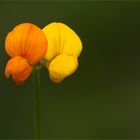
[0, 1, 140, 139]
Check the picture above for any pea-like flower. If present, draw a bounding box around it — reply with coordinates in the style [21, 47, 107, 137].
[5, 23, 48, 84]
[42, 22, 82, 83]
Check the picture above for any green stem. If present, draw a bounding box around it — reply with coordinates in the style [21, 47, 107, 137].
[32, 66, 41, 140]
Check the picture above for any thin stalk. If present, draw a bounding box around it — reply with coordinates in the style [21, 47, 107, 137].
[32, 66, 41, 140]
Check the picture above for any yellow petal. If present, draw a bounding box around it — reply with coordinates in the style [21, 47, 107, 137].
[48, 54, 78, 83]
[42, 22, 82, 61]
[58, 23, 82, 57]
[42, 22, 60, 61]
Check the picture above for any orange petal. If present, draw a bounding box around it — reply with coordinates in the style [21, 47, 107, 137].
[5, 56, 32, 84]
[5, 23, 47, 64]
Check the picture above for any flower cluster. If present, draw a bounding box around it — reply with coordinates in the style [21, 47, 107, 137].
[5, 22, 82, 84]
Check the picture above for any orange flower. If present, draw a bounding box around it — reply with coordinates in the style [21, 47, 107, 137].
[5, 23, 48, 84]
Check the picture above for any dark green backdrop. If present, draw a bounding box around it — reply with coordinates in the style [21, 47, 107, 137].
[0, 1, 140, 139]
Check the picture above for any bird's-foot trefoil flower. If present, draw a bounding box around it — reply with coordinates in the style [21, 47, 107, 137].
[4, 22, 83, 140]
[5, 23, 48, 84]
[42, 22, 83, 83]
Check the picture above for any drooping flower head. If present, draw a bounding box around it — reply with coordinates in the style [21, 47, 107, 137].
[42, 22, 82, 83]
[5, 23, 48, 84]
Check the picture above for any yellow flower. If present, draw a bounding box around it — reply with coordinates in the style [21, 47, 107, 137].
[42, 22, 82, 83]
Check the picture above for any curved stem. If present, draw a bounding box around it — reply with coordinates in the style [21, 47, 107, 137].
[32, 66, 41, 140]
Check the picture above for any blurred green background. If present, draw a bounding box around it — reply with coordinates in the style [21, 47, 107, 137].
[0, 1, 140, 139]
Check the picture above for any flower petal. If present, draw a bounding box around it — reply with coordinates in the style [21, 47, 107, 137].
[48, 54, 78, 83]
[42, 22, 60, 61]
[5, 56, 32, 84]
[5, 23, 47, 64]
[58, 23, 82, 57]
[42, 22, 82, 62]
